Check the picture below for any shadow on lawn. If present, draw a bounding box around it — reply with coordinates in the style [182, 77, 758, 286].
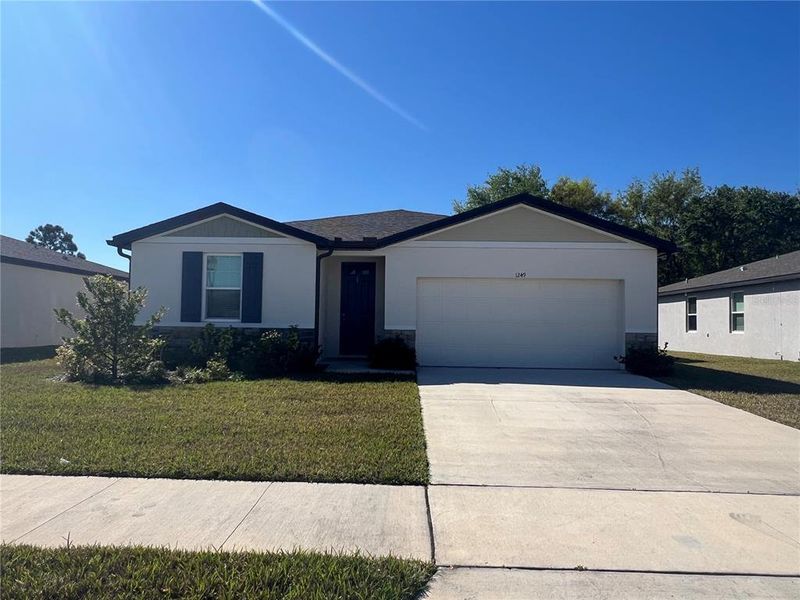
[662, 361, 800, 395]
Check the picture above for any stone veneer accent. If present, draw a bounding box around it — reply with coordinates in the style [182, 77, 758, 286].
[155, 326, 315, 363]
[624, 332, 658, 353]
[377, 329, 416, 348]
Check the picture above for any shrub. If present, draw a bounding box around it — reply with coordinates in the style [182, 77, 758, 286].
[369, 337, 416, 370]
[54, 275, 166, 384]
[189, 324, 237, 367]
[235, 326, 321, 377]
[615, 343, 675, 376]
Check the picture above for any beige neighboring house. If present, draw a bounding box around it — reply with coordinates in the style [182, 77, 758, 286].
[108, 193, 676, 369]
[0, 235, 128, 354]
[659, 250, 800, 361]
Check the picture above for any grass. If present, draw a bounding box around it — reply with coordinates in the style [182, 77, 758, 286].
[0, 544, 436, 600]
[0, 360, 428, 485]
[656, 352, 800, 429]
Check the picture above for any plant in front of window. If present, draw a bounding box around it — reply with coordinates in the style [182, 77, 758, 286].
[54, 275, 167, 384]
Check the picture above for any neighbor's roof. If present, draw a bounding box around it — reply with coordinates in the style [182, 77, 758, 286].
[0, 235, 128, 279]
[108, 194, 677, 253]
[287, 209, 446, 241]
[659, 250, 800, 295]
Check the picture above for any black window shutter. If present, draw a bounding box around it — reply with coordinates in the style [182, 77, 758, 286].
[241, 252, 263, 323]
[180, 252, 203, 322]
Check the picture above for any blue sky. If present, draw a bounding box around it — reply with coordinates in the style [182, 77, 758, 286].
[2, 1, 798, 269]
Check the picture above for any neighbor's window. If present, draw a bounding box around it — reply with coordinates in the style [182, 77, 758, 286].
[730, 291, 745, 332]
[205, 254, 242, 320]
[686, 297, 697, 331]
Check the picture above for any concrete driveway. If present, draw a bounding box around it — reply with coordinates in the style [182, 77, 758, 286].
[419, 367, 800, 596]
[419, 368, 799, 493]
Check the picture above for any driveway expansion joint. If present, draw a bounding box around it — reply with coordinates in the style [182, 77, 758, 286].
[427, 482, 800, 497]
[423, 485, 436, 563]
[436, 564, 800, 578]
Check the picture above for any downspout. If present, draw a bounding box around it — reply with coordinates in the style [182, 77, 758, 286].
[314, 246, 335, 348]
[116, 246, 132, 289]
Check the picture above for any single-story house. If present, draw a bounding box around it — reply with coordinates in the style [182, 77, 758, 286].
[108, 193, 676, 369]
[0, 235, 129, 355]
[658, 250, 800, 361]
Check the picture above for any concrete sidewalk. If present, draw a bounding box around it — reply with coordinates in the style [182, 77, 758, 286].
[0, 474, 431, 560]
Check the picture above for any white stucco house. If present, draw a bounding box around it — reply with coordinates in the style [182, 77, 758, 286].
[108, 193, 676, 369]
[658, 250, 800, 361]
[0, 235, 128, 355]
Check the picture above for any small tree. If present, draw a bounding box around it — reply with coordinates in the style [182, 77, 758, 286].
[26, 224, 86, 259]
[54, 275, 166, 383]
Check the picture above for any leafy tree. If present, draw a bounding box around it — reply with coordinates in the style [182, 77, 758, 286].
[54, 275, 166, 383]
[453, 164, 548, 213]
[26, 224, 86, 259]
[677, 186, 800, 282]
[549, 176, 618, 220]
[615, 168, 705, 285]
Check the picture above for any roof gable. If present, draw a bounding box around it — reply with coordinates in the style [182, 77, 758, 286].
[108, 203, 327, 249]
[378, 194, 678, 253]
[164, 215, 285, 238]
[417, 205, 622, 243]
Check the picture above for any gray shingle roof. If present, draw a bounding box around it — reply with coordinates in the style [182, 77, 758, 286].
[287, 209, 447, 241]
[1, 235, 128, 279]
[659, 250, 800, 295]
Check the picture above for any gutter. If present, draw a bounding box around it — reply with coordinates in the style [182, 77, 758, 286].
[314, 246, 335, 347]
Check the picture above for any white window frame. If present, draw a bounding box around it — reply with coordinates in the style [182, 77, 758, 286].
[203, 253, 243, 322]
[686, 296, 697, 332]
[730, 291, 745, 333]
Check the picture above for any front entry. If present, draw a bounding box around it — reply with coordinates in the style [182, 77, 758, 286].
[339, 262, 376, 355]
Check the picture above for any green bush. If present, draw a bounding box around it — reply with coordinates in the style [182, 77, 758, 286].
[369, 337, 416, 370]
[54, 275, 166, 384]
[235, 326, 321, 377]
[189, 323, 237, 367]
[615, 344, 675, 376]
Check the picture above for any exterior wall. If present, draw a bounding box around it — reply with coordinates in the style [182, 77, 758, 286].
[130, 237, 317, 329]
[0, 262, 99, 348]
[419, 205, 619, 243]
[383, 243, 659, 353]
[658, 280, 800, 361]
[319, 255, 385, 357]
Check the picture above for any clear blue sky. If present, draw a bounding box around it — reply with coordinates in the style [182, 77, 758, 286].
[2, 1, 798, 269]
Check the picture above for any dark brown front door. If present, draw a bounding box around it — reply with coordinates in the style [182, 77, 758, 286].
[339, 262, 376, 355]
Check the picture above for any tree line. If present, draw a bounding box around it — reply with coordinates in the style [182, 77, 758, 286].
[454, 164, 800, 286]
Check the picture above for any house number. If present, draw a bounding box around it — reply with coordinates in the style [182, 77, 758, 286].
[515, 272, 527, 278]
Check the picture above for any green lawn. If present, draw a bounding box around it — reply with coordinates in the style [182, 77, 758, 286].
[656, 352, 800, 429]
[0, 360, 428, 485]
[0, 544, 436, 600]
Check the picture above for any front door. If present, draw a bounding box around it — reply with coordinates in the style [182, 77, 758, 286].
[339, 262, 376, 355]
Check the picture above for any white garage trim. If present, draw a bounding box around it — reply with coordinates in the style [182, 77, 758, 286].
[416, 277, 624, 369]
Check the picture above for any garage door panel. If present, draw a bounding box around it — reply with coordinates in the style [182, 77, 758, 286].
[416, 278, 622, 369]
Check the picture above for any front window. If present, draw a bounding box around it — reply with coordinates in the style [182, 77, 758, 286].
[730, 291, 744, 332]
[686, 297, 697, 331]
[205, 254, 242, 320]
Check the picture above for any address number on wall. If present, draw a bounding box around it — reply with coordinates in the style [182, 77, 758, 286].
[515, 272, 527, 278]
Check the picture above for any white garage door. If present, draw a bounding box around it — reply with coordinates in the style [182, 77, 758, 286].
[416, 278, 622, 369]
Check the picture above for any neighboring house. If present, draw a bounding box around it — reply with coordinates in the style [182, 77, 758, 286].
[659, 250, 800, 361]
[108, 193, 675, 369]
[0, 235, 129, 353]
